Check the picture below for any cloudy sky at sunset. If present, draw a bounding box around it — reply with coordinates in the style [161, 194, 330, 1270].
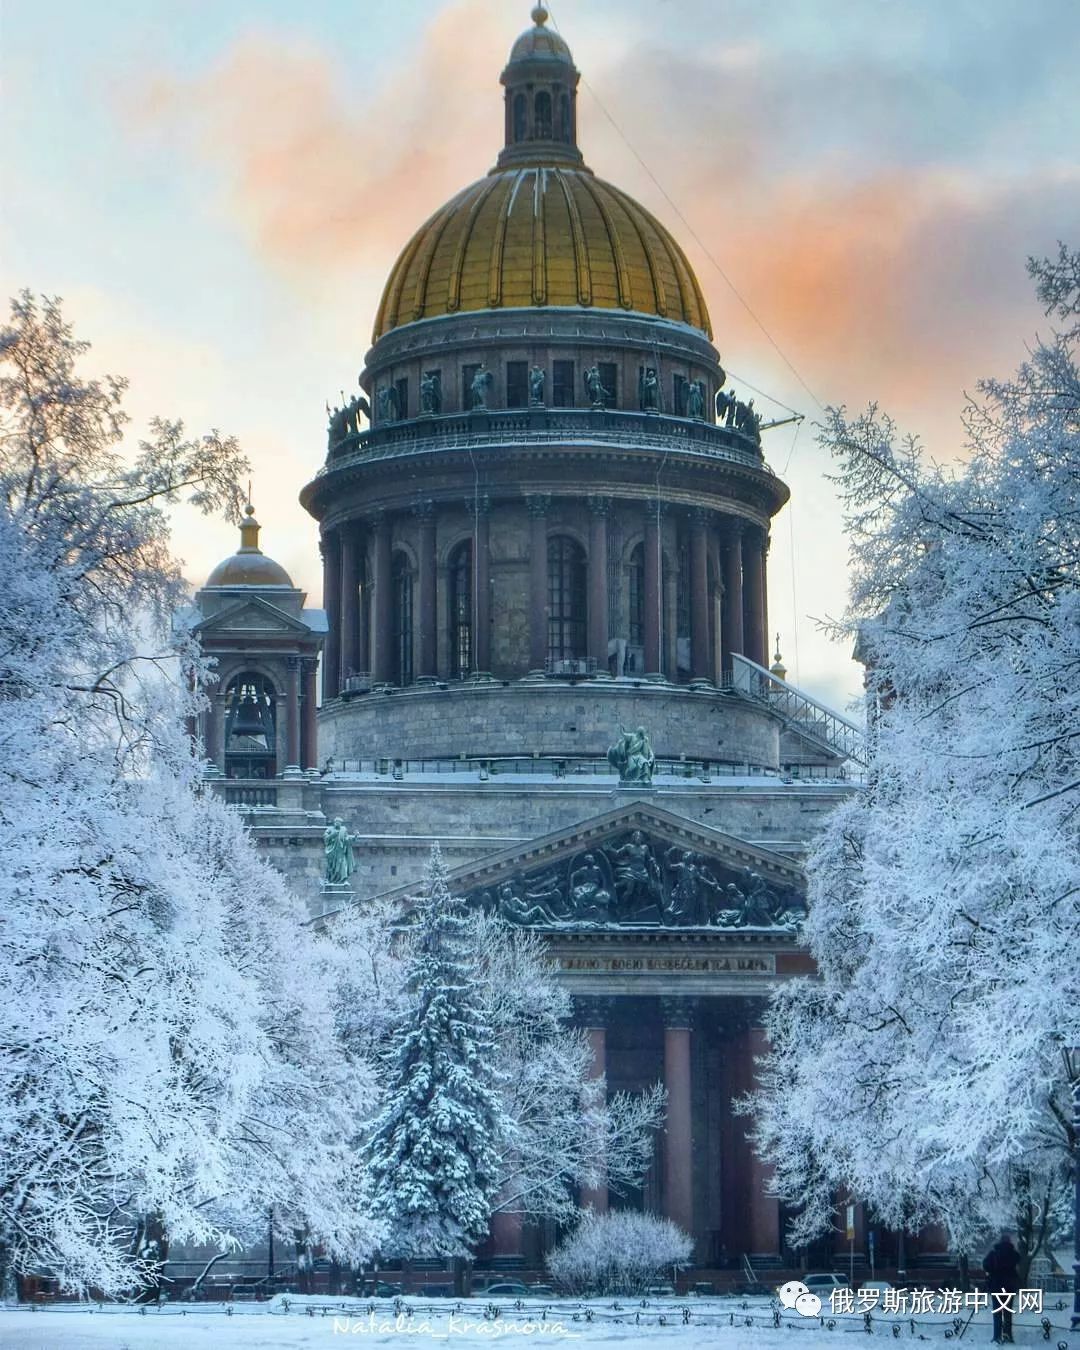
[3, 0, 1078, 710]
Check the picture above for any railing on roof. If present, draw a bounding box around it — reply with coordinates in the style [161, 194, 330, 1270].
[320, 406, 773, 476]
[730, 653, 868, 767]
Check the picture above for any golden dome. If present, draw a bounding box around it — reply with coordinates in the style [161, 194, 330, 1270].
[508, 5, 573, 65]
[205, 505, 294, 588]
[373, 166, 713, 341]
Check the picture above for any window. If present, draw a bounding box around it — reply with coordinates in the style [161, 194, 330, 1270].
[547, 536, 587, 668]
[552, 360, 575, 408]
[513, 93, 527, 142]
[506, 361, 528, 409]
[392, 553, 413, 686]
[598, 362, 617, 409]
[449, 541, 473, 679]
[534, 91, 553, 139]
[628, 543, 645, 648]
[395, 377, 409, 421]
[559, 93, 571, 143]
[463, 364, 480, 410]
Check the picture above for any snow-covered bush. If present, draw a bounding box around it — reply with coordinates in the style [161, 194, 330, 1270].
[546, 1210, 692, 1295]
[750, 247, 1080, 1268]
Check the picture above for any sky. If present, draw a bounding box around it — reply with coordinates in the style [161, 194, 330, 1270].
[3, 0, 1078, 712]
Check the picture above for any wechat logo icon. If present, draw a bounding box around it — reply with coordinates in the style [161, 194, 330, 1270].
[777, 1280, 822, 1317]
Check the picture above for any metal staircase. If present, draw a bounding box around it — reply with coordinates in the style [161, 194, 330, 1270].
[730, 654, 867, 768]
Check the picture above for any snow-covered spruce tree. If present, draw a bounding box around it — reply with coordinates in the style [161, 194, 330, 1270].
[546, 1210, 692, 1296]
[366, 845, 511, 1271]
[749, 249, 1080, 1271]
[472, 912, 664, 1227]
[0, 292, 382, 1296]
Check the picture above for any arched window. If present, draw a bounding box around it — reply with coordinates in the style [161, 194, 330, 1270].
[547, 535, 587, 669]
[559, 93, 571, 144]
[534, 91, 553, 139]
[449, 540, 473, 679]
[392, 552, 413, 686]
[513, 93, 527, 142]
[628, 543, 645, 650]
[224, 672, 276, 778]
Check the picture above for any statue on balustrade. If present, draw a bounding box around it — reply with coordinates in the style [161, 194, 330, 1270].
[376, 385, 400, 422]
[611, 830, 663, 921]
[470, 365, 494, 409]
[326, 403, 350, 450]
[640, 366, 660, 412]
[323, 817, 357, 885]
[685, 379, 706, 420]
[529, 365, 546, 405]
[420, 371, 442, 415]
[735, 397, 762, 443]
[608, 725, 656, 785]
[584, 364, 611, 408]
[715, 387, 735, 424]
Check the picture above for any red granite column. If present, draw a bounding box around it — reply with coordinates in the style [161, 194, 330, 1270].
[372, 513, 393, 684]
[472, 498, 491, 674]
[284, 657, 301, 773]
[742, 525, 767, 668]
[644, 501, 662, 677]
[338, 524, 359, 688]
[577, 996, 610, 1213]
[662, 998, 694, 1236]
[357, 549, 370, 677]
[721, 520, 744, 673]
[760, 532, 771, 675]
[690, 509, 712, 683]
[206, 689, 226, 774]
[587, 496, 610, 674]
[321, 531, 341, 701]
[527, 496, 550, 674]
[301, 657, 319, 771]
[417, 502, 437, 680]
[747, 1024, 780, 1256]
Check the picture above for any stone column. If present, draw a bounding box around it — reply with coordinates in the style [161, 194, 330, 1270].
[747, 1025, 780, 1256]
[720, 519, 744, 673]
[284, 657, 302, 774]
[664, 560, 678, 680]
[661, 997, 695, 1237]
[357, 551, 370, 677]
[742, 525, 766, 668]
[689, 509, 712, 684]
[321, 532, 342, 701]
[587, 496, 610, 674]
[760, 532, 771, 673]
[339, 523, 360, 688]
[417, 500, 438, 681]
[206, 689, 226, 774]
[575, 996, 612, 1213]
[372, 513, 393, 684]
[301, 657, 319, 771]
[527, 495, 550, 674]
[472, 497, 492, 675]
[643, 501, 663, 677]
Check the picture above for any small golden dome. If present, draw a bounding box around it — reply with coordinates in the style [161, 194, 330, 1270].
[373, 167, 712, 340]
[205, 505, 294, 588]
[508, 6, 573, 65]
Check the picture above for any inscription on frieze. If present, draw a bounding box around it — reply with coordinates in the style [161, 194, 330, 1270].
[560, 953, 776, 975]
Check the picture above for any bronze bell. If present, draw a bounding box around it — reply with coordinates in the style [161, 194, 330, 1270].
[230, 691, 267, 738]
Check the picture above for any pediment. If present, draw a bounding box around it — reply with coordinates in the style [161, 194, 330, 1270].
[195, 596, 311, 638]
[448, 800, 806, 934]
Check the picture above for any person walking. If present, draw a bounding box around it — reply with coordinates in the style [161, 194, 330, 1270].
[982, 1231, 1020, 1343]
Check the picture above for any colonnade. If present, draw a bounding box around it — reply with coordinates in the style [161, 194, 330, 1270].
[321, 499, 770, 700]
[204, 656, 320, 775]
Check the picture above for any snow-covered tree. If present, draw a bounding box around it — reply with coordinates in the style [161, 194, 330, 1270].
[366, 845, 511, 1262]
[750, 248, 1080, 1270]
[546, 1210, 692, 1296]
[473, 913, 664, 1227]
[0, 292, 382, 1296]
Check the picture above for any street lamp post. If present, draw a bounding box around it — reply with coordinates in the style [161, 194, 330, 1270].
[1064, 1048, 1080, 1333]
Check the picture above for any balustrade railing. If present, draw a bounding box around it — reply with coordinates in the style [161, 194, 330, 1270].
[730, 653, 867, 767]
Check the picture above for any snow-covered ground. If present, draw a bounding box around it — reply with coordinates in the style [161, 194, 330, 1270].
[0, 1295, 1075, 1349]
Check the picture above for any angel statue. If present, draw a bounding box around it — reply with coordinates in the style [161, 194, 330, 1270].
[470, 365, 494, 409]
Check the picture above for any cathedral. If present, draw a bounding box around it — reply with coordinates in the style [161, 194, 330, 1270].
[189, 5, 942, 1289]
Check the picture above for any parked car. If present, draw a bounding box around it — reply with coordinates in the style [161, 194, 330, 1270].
[528, 1284, 556, 1297]
[481, 1281, 531, 1297]
[644, 1282, 676, 1297]
[416, 1284, 453, 1297]
[804, 1274, 852, 1295]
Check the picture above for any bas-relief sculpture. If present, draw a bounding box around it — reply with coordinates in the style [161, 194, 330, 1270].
[468, 831, 807, 932]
